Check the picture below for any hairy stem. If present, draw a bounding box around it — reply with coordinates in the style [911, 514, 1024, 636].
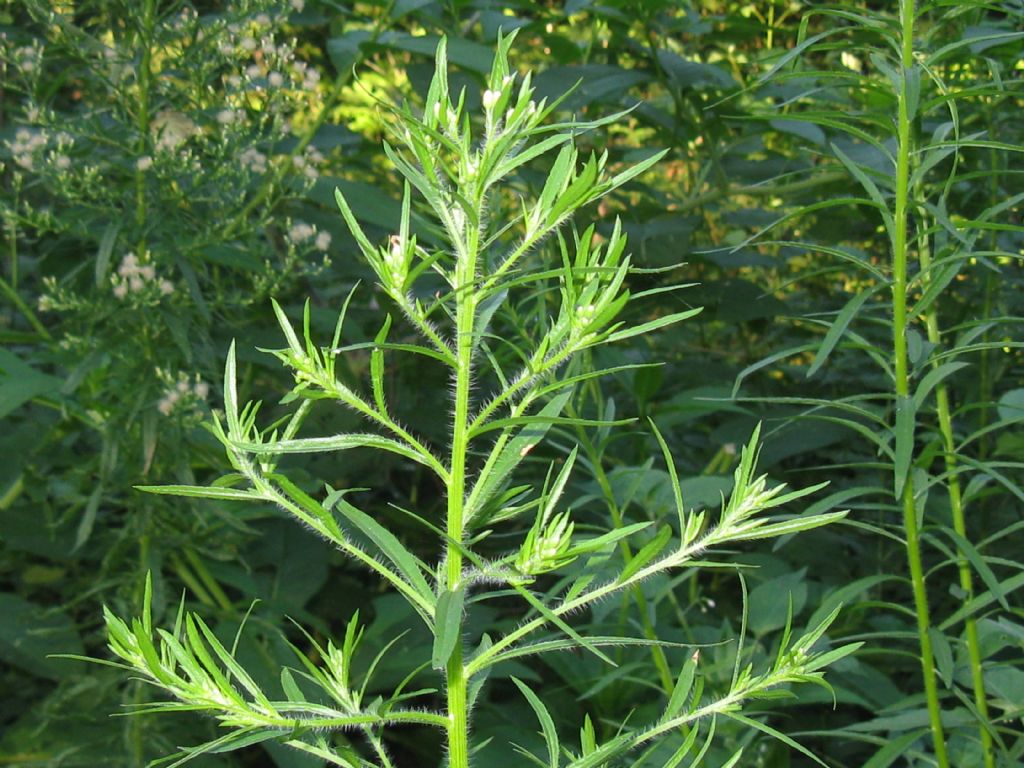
[445, 225, 479, 768]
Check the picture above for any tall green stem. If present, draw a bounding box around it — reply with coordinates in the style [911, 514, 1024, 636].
[131, 4, 157, 763]
[892, 3, 949, 765]
[918, 227, 995, 767]
[135, 0, 156, 241]
[445, 227, 479, 768]
[569, 408, 674, 692]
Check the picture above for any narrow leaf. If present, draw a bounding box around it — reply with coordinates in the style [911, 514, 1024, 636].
[807, 290, 874, 377]
[334, 497, 435, 606]
[893, 394, 915, 500]
[511, 677, 560, 768]
[134, 485, 262, 501]
[618, 525, 672, 583]
[432, 587, 465, 670]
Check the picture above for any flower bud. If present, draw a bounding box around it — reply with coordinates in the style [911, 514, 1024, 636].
[482, 89, 500, 110]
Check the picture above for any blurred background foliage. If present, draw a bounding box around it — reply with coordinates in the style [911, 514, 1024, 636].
[0, 0, 1021, 766]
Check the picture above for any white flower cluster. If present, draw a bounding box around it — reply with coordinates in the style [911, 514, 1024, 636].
[112, 252, 175, 299]
[168, 5, 197, 32]
[157, 373, 210, 416]
[216, 108, 244, 126]
[152, 110, 198, 152]
[240, 35, 296, 87]
[291, 145, 324, 179]
[287, 221, 332, 251]
[13, 42, 43, 75]
[8, 128, 47, 170]
[240, 147, 268, 173]
[290, 60, 321, 91]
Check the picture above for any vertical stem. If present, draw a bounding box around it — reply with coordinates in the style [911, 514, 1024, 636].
[570, 409, 674, 692]
[892, 3, 949, 765]
[976, 116, 1001, 459]
[135, 0, 156, 242]
[445, 227, 479, 768]
[131, 5, 157, 764]
[918, 227, 995, 767]
[7, 181, 17, 291]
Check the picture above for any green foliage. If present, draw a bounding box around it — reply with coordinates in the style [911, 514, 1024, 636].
[101, 33, 852, 767]
[2, 1, 1021, 767]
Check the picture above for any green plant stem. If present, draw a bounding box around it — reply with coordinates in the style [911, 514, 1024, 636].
[569, 410, 674, 692]
[918, 227, 995, 767]
[0, 274, 50, 339]
[130, 7, 158, 761]
[977, 117, 1001, 459]
[6, 180, 18, 290]
[169, 553, 215, 607]
[135, 0, 156, 241]
[445, 230, 479, 768]
[892, 3, 949, 765]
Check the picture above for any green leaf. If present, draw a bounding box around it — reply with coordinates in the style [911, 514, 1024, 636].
[470, 413, 634, 439]
[566, 522, 652, 557]
[432, 586, 465, 670]
[893, 394, 915, 500]
[604, 307, 703, 344]
[997, 388, 1024, 422]
[914, 362, 969, 410]
[0, 592, 84, 679]
[334, 187, 380, 265]
[333, 496, 435, 607]
[224, 341, 241, 439]
[467, 391, 572, 523]
[371, 315, 392, 414]
[748, 572, 808, 636]
[939, 528, 1009, 611]
[861, 730, 930, 768]
[830, 143, 893, 236]
[807, 290, 874, 377]
[723, 712, 828, 767]
[511, 677, 560, 768]
[728, 510, 848, 542]
[618, 525, 672, 583]
[271, 299, 304, 357]
[94, 221, 120, 288]
[665, 657, 697, 720]
[134, 484, 263, 501]
[236, 433, 441, 473]
[473, 288, 508, 349]
[0, 350, 64, 419]
[485, 634, 689, 667]
[507, 582, 616, 669]
[193, 616, 273, 709]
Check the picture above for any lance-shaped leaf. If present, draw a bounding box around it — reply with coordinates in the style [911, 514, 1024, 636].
[135, 484, 266, 502]
[332, 494, 435, 608]
[466, 391, 573, 523]
[235, 432, 446, 478]
[511, 677, 560, 768]
[432, 587, 465, 670]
